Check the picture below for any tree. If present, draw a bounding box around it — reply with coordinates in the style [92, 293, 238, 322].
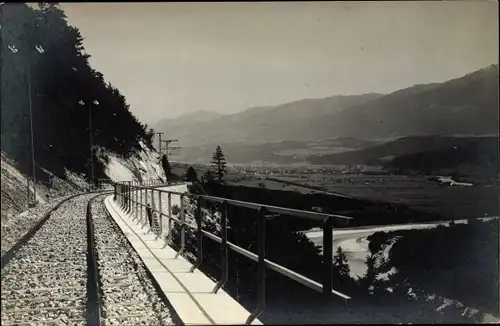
[1, 3, 153, 179]
[363, 254, 379, 294]
[333, 246, 351, 289]
[201, 170, 215, 184]
[185, 166, 198, 182]
[171, 204, 180, 216]
[211, 145, 227, 181]
[161, 154, 171, 178]
[334, 246, 350, 277]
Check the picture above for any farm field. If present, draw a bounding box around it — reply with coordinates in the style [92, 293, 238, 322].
[231, 173, 499, 220]
[171, 162, 498, 221]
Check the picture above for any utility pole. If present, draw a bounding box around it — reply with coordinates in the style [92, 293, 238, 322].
[155, 132, 164, 154]
[26, 153, 30, 208]
[88, 102, 94, 189]
[160, 139, 180, 160]
[28, 65, 37, 205]
[9, 44, 43, 206]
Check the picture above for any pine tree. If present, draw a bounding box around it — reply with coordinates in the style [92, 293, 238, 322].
[185, 166, 198, 182]
[202, 170, 215, 184]
[363, 253, 379, 294]
[334, 246, 351, 277]
[1, 3, 153, 179]
[211, 145, 227, 181]
[161, 154, 171, 179]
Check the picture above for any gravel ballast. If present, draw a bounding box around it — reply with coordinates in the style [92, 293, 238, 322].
[1, 194, 96, 326]
[1, 195, 75, 257]
[91, 196, 177, 326]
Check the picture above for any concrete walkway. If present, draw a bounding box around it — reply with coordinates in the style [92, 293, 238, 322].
[104, 195, 262, 325]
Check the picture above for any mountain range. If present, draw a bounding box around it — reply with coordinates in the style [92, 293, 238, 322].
[155, 64, 498, 149]
[308, 135, 498, 179]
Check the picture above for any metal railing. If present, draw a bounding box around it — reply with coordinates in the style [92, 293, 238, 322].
[114, 181, 352, 324]
[95, 178, 172, 192]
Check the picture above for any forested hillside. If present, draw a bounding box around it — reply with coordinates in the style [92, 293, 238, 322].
[1, 3, 154, 180]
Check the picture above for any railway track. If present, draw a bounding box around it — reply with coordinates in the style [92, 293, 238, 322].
[1, 191, 177, 326]
[90, 195, 177, 326]
[1, 193, 102, 325]
[1, 194, 77, 258]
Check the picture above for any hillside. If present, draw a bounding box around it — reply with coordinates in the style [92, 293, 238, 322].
[154, 110, 224, 149]
[308, 135, 496, 165]
[308, 135, 498, 179]
[1, 140, 167, 221]
[313, 64, 499, 140]
[1, 151, 84, 221]
[157, 65, 497, 147]
[1, 3, 155, 184]
[97, 140, 167, 182]
[385, 137, 499, 180]
[154, 94, 383, 147]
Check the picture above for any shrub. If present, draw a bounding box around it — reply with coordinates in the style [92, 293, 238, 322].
[171, 204, 181, 216]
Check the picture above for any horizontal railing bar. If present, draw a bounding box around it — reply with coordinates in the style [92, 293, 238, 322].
[115, 183, 353, 301]
[187, 194, 351, 221]
[201, 229, 351, 300]
[264, 259, 322, 293]
[118, 183, 352, 222]
[118, 196, 196, 231]
[161, 212, 196, 231]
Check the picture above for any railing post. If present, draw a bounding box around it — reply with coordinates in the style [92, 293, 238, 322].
[246, 206, 267, 325]
[144, 189, 149, 228]
[151, 189, 156, 234]
[213, 200, 229, 293]
[175, 194, 186, 258]
[190, 198, 203, 272]
[167, 193, 172, 244]
[131, 182, 135, 215]
[135, 183, 139, 220]
[124, 182, 127, 210]
[113, 183, 117, 201]
[119, 184, 123, 208]
[140, 187, 143, 223]
[130, 182, 133, 213]
[124, 182, 128, 210]
[127, 182, 131, 212]
[322, 216, 333, 297]
[158, 190, 163, 239]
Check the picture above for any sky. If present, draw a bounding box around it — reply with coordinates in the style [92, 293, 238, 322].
[61, 1, 499, 124]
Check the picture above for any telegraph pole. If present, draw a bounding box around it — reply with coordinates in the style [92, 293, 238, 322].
[155, 132, 164, 154]
[88, 102, 94, 189]
[28, 66, 37, 205]
[160, 139, 180, 160]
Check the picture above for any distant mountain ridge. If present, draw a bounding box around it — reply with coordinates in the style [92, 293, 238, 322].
[154, 93, 384, 146]
[160, 110, 224, 125]
[384, 136, 498, 180]
[315, 64, 499, 140]
[155, 64, 498, 147]
[308, 135, 498, 166]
